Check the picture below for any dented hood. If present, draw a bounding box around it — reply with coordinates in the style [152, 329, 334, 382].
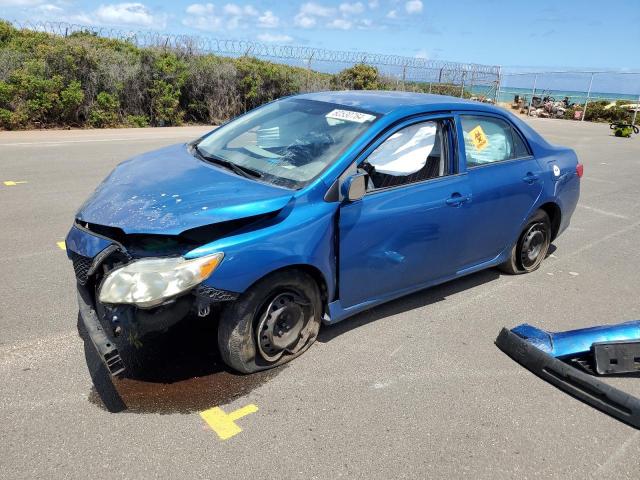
[76, 143, 293, 235]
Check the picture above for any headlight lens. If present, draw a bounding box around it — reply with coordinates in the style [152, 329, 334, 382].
[98, 253, 224, 308]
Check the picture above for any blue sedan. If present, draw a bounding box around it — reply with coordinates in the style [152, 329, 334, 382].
[66, 91, 582, 374]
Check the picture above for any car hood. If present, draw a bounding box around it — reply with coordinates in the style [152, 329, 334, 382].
[76, 143, 294, 235]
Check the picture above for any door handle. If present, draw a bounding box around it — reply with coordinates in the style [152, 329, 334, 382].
[522, 172, 539, 184]
[446, 193, 471, 207]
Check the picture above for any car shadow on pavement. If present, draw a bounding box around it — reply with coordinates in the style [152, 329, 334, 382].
[80, 315, 283, 414]
[318, 268, 502, 343]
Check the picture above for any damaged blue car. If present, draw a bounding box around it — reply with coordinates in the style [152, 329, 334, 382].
[66, 91, 582, 374]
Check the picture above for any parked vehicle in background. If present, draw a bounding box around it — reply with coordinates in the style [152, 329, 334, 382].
[66, 91, 582, 375]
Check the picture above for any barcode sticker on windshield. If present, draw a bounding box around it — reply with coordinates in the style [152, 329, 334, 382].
[326, 109, 375, 123]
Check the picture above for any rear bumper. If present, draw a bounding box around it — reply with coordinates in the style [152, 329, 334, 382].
[78, 287, 125, 377]
[496, 328, 640, 429]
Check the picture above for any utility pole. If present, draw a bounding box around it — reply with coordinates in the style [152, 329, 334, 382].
[632, 93, 640, 127]
[528, 74, 538, 116]
[582, 73, 594, 122]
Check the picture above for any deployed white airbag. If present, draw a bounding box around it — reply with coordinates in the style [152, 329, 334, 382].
[367, 123, 437, 176]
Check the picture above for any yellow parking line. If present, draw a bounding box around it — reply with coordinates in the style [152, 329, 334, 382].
[3, 180, 28, 186]
[57, 241, 66, 250]
[200, 404, 258, 440]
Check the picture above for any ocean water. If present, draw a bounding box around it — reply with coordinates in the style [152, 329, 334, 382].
[471, 86, 640, 105]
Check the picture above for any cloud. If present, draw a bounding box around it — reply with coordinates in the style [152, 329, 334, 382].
[257, 10, 279, 28]
[405, 0, 423, 14]
[183, 3, 222, 30]
[184, 2, 262, 30]
[327, 18, 352, 30]
[185, 2, 213, 15]
[223, 3, 258, 17]
[294, 2, 338, 28]
[386, 9, 397, 19]
[0, 0, 43, 6]
[294, 13, 316, 28]
[339, 2, 364, 15]
[94, 3, 165, 28]
[368, 0, 378, 8]
[300, 2, 335, 17]
[257, 32, 293, 43]
[37, 3, 61, 11]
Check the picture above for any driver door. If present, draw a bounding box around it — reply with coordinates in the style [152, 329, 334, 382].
[338, 116, 472, 308]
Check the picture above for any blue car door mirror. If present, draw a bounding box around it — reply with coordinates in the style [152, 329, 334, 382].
[343, 173, 367, 202]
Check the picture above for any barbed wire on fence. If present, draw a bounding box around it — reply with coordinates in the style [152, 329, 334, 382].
[12, 20, 500, 73]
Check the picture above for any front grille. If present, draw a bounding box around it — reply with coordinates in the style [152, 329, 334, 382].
[70, 251, 93, 285]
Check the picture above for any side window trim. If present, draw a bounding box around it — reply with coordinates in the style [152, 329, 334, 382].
[456, 112, 534, 171]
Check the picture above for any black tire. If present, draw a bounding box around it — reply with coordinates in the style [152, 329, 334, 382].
[217, 270, 322, 373]
[499, 210, 551, 275]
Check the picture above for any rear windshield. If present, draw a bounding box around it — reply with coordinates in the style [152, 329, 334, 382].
[196, 98, 379, 189]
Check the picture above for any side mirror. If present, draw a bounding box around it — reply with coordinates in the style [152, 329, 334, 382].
[342, 173, 367, 202]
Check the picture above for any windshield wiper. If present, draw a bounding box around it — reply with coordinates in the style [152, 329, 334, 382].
[193, 144, 263, 180]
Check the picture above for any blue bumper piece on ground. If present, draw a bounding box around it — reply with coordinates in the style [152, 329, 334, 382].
[511, 321, 640, 358]
[496, 322, 640, 430]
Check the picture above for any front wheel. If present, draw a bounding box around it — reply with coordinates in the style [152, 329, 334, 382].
[499, 210, 551, 275]
[217, 270, 322, 373]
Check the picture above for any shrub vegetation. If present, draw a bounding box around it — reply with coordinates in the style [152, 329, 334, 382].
[0, 21, 475, 130]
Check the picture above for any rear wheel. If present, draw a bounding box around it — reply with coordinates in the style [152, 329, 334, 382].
[217, 270, 322, 373]
[499, 210, 551, 275]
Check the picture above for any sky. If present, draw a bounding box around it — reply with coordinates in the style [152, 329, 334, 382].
[1, 0, 639, 72]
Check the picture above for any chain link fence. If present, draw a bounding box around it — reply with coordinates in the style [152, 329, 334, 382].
[9, 20, 501, 99]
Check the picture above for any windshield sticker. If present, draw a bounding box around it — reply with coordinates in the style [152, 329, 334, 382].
[469, 125, 489, 151]
[325, 109, 375, 123]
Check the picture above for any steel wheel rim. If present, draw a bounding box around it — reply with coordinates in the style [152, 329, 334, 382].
[256, 291, 313, 362]
[520, 222, 547, 270]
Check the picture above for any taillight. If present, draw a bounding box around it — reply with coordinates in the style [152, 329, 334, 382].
[576, 163, 584, 178]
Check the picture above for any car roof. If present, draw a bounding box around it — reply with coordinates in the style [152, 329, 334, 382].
[294, 90, 501, 115]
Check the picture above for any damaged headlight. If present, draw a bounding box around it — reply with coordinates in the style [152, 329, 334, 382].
[98, 253, 224, 308]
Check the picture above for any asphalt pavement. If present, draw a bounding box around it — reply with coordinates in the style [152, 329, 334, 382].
[1, 119, 640, 479]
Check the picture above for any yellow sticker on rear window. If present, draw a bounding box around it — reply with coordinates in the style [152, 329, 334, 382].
[469, 125, 489, 151]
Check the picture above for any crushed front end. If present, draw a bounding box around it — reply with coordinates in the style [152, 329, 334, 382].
[67, 222, 238, 377]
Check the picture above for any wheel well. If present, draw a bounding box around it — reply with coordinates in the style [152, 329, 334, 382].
[258, 264, 329, 311]
[539, 202, 561, 241]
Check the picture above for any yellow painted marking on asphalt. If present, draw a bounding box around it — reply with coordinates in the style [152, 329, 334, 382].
[3, 180, 28, 186]
[57, 241, 66, 250]
[200, 404, 259, 440]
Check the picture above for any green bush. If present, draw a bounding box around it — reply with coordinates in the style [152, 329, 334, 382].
[89, 91, 119, 127]
[126, 114, 149, 128]
[333, 63, 380, 90]
[0, 20, 525, 129]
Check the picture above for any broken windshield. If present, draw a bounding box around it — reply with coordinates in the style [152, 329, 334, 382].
[195, 98, 379, 189]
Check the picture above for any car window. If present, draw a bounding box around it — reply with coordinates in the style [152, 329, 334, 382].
[361, 120, 449, 190]
[460, 115, 517, 167]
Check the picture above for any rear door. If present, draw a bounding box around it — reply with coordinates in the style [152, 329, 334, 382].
[455, 113, 543, 267]
[338, 115, 471, 308]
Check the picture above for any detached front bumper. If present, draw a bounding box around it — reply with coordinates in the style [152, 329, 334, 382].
[496, 328, 640, 429]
